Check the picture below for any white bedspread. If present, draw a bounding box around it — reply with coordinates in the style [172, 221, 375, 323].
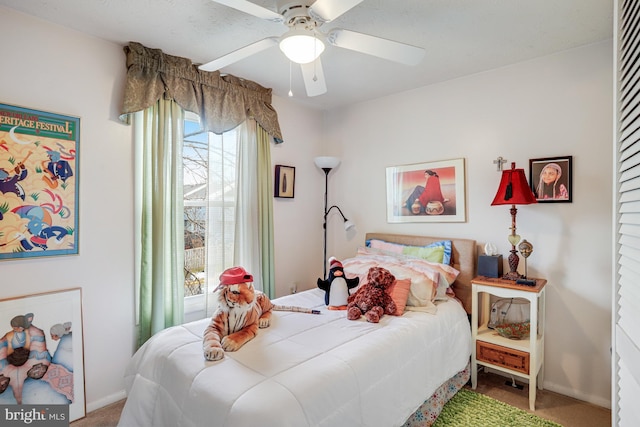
[119, 289, 471, 427]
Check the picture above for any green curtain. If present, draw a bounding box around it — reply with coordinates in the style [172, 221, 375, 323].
[257, 125, 276, 299]
[137, 99, 185, 347]
[233, 120, 276, 298]
[125, 43, 280, 344]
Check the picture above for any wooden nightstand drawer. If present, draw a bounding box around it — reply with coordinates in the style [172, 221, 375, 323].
[477, 341, 530, 374]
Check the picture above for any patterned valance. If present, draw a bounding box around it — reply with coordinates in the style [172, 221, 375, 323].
[120, 42, 283, 143]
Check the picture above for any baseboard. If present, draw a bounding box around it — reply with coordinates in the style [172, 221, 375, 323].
[86, 390, 127, 414]
[544, 382, 611, 410]
[479, 367, 611, 409]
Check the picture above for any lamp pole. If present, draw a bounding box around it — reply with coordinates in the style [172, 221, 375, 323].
[321, 167, 331, 279]
[315, 156, 352, 280]
[323, 205, 351, 278]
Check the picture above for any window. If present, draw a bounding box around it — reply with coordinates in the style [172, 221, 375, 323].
[183, 113, 237, 321]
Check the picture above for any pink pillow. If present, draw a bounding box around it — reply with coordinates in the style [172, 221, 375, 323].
[388, 278, 412, 315]
[369, 239, 404, 254]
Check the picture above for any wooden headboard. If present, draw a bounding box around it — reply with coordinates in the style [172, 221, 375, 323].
[365, 233, 477, 314]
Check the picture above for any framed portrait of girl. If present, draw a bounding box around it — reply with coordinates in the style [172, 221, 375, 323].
[529, 156, 573, 203]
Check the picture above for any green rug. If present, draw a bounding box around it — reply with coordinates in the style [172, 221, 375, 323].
[433, 389, 563, 427]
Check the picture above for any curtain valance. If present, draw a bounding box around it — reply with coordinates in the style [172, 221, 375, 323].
[120, 42, 283, 143]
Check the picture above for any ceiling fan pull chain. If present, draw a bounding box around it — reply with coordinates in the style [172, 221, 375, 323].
[313, 31, 319, 82]
[314, 30, 318, 59]
[288, 61, 293, 97]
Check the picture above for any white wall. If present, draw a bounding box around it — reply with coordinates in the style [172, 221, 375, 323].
[270, 98, 326, 296]
[0, 5, 613, 413]
[0, 7, 135, 411]
[323, 41, 613, 407]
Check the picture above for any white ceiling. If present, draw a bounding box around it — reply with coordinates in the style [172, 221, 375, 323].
[0, 0, 613, 110]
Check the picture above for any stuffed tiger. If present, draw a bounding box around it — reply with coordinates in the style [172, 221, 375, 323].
[203, 266, 319, 361]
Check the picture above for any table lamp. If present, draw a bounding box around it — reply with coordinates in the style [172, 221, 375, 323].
[491, 162, 537, 280]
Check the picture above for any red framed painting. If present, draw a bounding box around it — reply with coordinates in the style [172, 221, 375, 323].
[386, 158, 466, 223]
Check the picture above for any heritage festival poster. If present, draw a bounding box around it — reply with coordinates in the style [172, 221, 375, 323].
[0, 103, 79, 260]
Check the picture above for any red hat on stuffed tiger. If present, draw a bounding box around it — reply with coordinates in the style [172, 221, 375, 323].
[219, 266, 253, 286]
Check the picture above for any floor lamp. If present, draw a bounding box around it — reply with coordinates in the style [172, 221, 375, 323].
[491, 162, 537, 280]
[315, 156, 355, 279]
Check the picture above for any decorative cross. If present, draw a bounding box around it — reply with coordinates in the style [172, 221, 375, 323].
[493, 156, 507, 171]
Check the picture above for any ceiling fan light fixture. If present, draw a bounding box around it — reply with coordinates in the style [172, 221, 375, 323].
[279, 29, 325, 64]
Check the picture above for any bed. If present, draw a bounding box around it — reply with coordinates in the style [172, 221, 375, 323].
[118, 233, 476, 427]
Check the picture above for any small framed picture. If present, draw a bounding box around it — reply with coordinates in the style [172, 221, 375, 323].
[529, 156, 573, 203]
[274, 165, 295, 198]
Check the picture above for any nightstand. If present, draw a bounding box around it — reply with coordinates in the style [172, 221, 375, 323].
[470, 275, 547, 411]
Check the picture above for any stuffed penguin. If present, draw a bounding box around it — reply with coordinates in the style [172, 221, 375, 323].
[317, 257, 359, 310]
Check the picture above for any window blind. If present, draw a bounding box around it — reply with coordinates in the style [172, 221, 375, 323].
[615, 0, 640, 425]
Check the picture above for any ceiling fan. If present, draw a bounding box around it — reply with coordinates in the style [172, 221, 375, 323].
[199, 0, 426, 97]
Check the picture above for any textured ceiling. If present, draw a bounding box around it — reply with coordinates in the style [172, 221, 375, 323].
[0, 0, 613, 110]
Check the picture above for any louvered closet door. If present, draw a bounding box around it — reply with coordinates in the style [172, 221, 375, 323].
[615, 1, 640, 426]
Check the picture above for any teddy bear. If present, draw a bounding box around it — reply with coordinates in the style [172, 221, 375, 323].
[347, 266, 396, 323]
[317, 257, 359, 310]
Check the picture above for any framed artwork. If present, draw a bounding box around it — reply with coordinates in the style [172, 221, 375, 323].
[0, 288, 85, 422]
[529, 156, 572, 203]
[0, 103, 80, 260]
[386, 158, 466, 223]
[274, 165, 295, 198]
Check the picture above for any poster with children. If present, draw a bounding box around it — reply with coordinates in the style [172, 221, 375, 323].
[0, 103, 79, 260]
[0, 288, 85, 421]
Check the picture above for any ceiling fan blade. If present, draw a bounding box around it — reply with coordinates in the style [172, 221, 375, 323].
[198, 37, 279, 71]
[301, 58, 327, 97]
[309, 0, 364, 23]
[210, 0, 283, 22]
[327, 28, 425, 66]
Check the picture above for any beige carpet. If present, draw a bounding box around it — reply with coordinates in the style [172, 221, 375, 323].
[469, 371, 611, 427]
[71, 371, 611, 427]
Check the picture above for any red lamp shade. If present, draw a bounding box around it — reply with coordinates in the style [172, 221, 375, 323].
[491, 163, 537, 206]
